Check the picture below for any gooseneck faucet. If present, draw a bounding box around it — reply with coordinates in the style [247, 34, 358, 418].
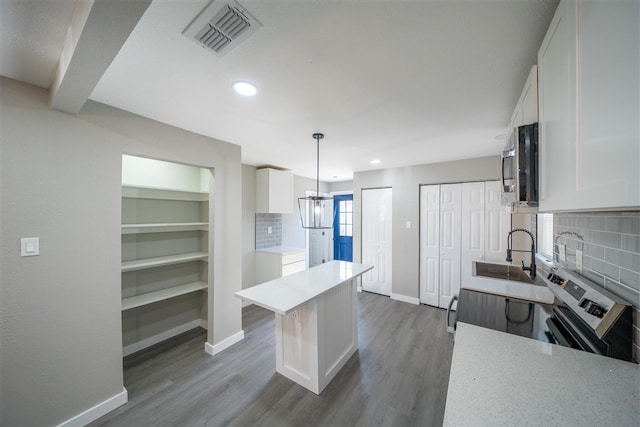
[506, 228, 537, 279]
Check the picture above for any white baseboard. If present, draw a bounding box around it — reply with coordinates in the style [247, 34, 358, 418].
[57, 387, 127, 427]
[204, 330, 245, 356]
[123, 319, 204, 357]
[391, 293, 420, 305]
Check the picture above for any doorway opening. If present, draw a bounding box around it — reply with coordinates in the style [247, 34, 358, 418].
[333, 194, 353, 261]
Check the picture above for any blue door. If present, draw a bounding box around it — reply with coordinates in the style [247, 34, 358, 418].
[333, 194, 353, 261]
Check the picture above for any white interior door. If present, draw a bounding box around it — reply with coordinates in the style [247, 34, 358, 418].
[438, 184, 461, 309]
[419, 185, 440, 306]
[461, 182, 485, 287]
[362, 188, 393, 296]
[484, 181, 511, 264]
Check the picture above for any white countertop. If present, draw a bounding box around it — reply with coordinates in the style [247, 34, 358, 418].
[235, 260, 373, 315]
[463, 270, 555, 304]
[256, 246, 305, 255]
[444, 322, 640, 426]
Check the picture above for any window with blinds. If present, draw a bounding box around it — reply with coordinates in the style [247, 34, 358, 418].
[537, 213, 554, 258]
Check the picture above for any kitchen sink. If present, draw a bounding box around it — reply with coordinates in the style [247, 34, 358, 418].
[472, 261, 534, 284]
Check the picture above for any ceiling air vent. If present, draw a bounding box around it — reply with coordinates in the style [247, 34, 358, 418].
[183, 0, 262, 58]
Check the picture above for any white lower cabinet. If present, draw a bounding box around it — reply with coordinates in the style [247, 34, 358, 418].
[420, 181, 510, 309]
[256, 248, 306, 284]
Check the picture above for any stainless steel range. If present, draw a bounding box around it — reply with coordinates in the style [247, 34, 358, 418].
[451, 267, 634, 362]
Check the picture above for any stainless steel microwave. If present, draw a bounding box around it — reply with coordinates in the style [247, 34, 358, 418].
[501, 123, 538, 207]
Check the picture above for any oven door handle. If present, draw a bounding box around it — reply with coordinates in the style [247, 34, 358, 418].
[545, 317, 575, 348]
[446, 294, 458, 334]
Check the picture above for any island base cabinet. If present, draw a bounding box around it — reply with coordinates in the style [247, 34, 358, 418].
[274, 279, 357, 394]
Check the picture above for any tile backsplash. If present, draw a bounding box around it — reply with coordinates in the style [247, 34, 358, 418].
[548, 212, 640, 362]
[255, 213, 282, 249]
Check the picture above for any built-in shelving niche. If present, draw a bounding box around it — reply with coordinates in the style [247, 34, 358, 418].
[121, 155, 211, 357]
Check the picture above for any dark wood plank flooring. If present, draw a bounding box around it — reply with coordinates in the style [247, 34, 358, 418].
[90, 291, 454, 427]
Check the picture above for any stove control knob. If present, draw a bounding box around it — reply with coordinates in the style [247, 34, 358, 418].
[587, 303, 607, 318]
[548, 274, 565, 285]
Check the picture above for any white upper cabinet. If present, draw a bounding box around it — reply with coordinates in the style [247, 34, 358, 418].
[256, 168, 294, 213]
[520, 66, 538, 126]
[510, 65, 539, 129]
[538, 0, 639, 211]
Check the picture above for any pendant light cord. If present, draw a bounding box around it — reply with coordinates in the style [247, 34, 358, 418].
[316, 134, 320, 198]
[312, 133, 324, 199]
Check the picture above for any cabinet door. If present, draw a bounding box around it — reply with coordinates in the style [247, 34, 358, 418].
[256, 169, 293, 213]
[439, 184, 461, 309]
[419, 185, 440, 306]
[574, 0, 640, 209]
[510, 104, 523, 130]
[538, 0, 577, 212]
[520, 66, 538, 125]
[461, 182, 485, 287]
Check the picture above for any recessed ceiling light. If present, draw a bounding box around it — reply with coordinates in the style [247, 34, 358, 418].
[232, 81, 257, 96]
[370, 159, 381, 164]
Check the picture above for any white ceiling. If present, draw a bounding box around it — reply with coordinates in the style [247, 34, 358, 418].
[0, 0, 558, 181]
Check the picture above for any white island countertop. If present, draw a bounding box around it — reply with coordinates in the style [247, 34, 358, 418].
[444, 322, 640, 426]
[235, 260, 373, 315]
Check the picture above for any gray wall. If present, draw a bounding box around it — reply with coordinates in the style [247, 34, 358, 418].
[329, 180, 354, 193]
[242, 164, 256, 290]
[353, 156, 500, 300]
[0, 77, 243, 426]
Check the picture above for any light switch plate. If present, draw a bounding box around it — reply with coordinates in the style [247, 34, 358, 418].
[21, 237, 40, 257]
[405, 221, 411, 229]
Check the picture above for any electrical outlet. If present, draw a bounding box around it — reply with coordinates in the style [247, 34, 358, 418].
[576, 249, 583, 271]
[558, 244, 566, 263]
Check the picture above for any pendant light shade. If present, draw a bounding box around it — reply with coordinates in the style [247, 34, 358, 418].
[298, 133, 335, 229]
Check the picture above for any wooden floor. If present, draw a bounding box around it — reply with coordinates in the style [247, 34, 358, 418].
[90, 291, 454, 427]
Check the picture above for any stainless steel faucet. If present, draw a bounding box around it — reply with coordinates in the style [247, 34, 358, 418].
[506, 228, 537, 279]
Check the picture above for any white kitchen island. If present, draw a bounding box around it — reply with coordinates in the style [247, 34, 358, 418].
[235, 260, 373, 394]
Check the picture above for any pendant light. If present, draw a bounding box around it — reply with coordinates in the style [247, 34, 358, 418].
[298, 133, 335, 229]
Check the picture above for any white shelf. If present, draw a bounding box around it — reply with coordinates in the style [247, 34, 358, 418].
[122, 185, 209, 202]
[121, 222, 208, 234]
[122, 252, 208, 272]
[122, 281, 208, 311]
